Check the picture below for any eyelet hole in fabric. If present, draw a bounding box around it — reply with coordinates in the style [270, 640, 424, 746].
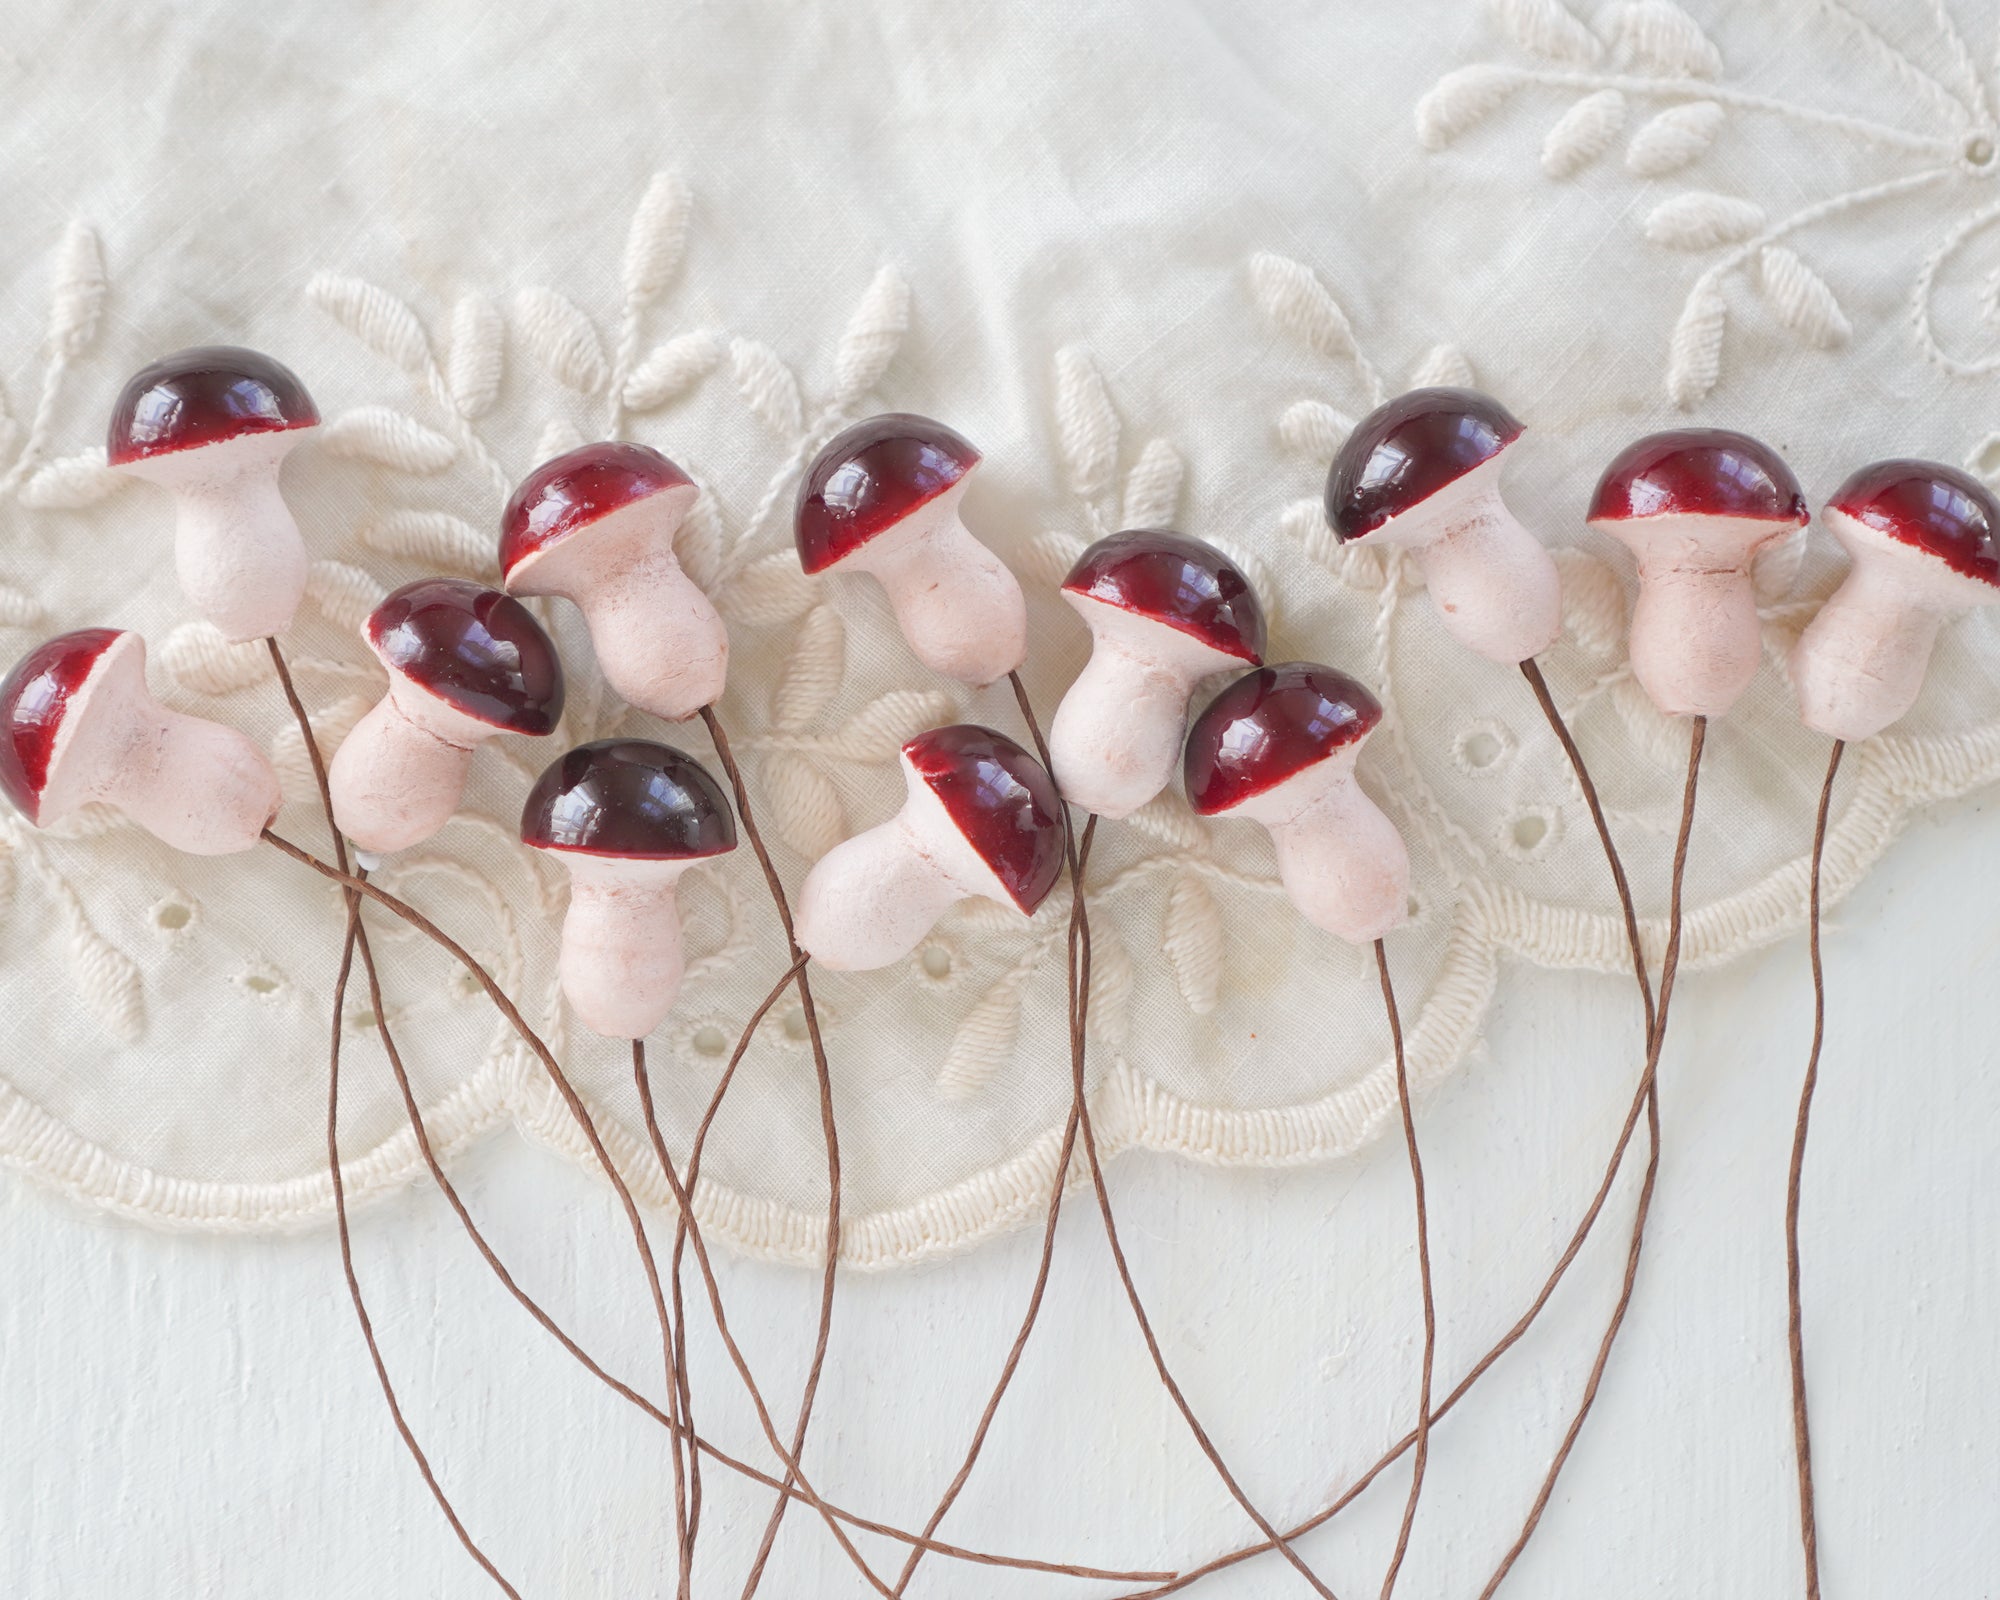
[1453, 720, 1517, 777]
[150, 897, 196, 936]
[1503, 807, 1563, 861]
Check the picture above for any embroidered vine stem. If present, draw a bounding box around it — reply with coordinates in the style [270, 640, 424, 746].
[1785, 738, 1846, 1600]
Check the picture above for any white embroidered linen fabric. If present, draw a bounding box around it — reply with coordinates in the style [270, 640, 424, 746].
[2, 0, 1998, 1270]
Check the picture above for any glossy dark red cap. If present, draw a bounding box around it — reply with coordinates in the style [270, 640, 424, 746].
[0, 628, 123, 823]
[794, 414, 980, 574]
[1829, 458, 2000, 585]
[1062, 530, 1267, 662]
[107, 346, 318, 465]
[500, 442, 695, 581]
[366, 580, 565, 734]
[1325, 387, 1523, 542]
[1184, 662, 1383, 815]
[521, 740, 735, 860]
[1588, 429, 1806, 525]
[904, 724, 1064, 913]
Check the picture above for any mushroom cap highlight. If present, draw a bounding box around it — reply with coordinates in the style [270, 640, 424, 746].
[0, 627, 124, 824]
[499, 441, 696, 583]
[366, 579, 565, 735]
[107, 346, 319, 466]
[794, 413, 981, 574]
[1184, 662, 1384, 815]
[1587, 428, 1807, 526]
[903, 724, 1064, 913]
[1324, 387, 1524, 543]
[1061, 530, 1267, 662]
[521, 739, 736, 860]
[1828, 458, 2000, 585]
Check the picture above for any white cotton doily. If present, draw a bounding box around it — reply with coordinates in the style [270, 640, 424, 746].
[5, 0, 2000, 1265]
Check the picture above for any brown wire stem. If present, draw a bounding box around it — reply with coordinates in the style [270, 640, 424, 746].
[1375, 938, 1432, 1600]
[1786, 737, 1844, 1600]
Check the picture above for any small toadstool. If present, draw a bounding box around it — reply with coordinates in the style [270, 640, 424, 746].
[521, 739, 737, 1039]
[794, 414, 1027, 686]
[1588, 428, 1808, 719]
[1183, 662, 1407, 944]
[1048, 529, 1266, 819]
[1324, 387, 1561, 664]
[330, 579, 565, 856]
[500, 442, 728, 721]
[108, 346, 321, 643]
[1791, 458, 2000, 741]
[0, 628, 280, 854]
[794, 724, 1064, 971]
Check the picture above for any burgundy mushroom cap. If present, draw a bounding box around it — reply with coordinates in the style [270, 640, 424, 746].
[1588, 429, 1807, 525]
[1324, 387, 1524, 543]
[521, 739, 736, 859]
[0, 628, 124, 823]
[366, 579, 565, 734]
[904, 724, 1064, 913]
[1184, 663, 1384, 815]
[1062, 530, 1268, 662]
[107, 346, 319, 466]
[499, 441, 696, 582]
[794, 413, 981, 574]
[1829, 458, 2000, 585]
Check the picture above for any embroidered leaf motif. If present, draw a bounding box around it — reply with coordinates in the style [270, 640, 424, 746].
[1626, 101, 1725, 176]
[1552, 547, 1628, 658]
[1491, 0, 1599, 63]
[1121, 438, 1183, 528]
[935, 959, 1034, 1098]
[772, 605, 845, 731]
[1964, 432, 2000, 488]
[1757, 247, 1850, 349]
[1542, 89, 1626, 177]
[730, 338, 804, 436]
[1666, 284, 1728, 407]
[1605, 0, 1722, 78]
[1018, 530, 1088, 590]
[45, 868, 142, 1043]
[714, 551, 815, 628]
[1086, 922, 1133, 1048]
[19, 449, 123, 509]
[1752, 522, 1809, 603]
[1645, 192, 1765, 250]
[1278, 400, 1354, 459]
[1162, 871, 1224, 1014]
[825, 690, 957, 763]
[536, 417, 586, 460]
[623, 331, 721, 412]
[49, 222, 106, 358]
[1248, 254, 1360, 363]
[159, 622, 271, 695]
[271, 694, 372, 803]
[1418, 64, 1528, 150]
[514, 288, 609, 395]
[447, 294, 505, 418]
[676, 489, 725, 593]
[622, 170, 692, 309]
[833, 264, 912, 405]
[1611, 674, 1689, 770]
[308, 274, 431, 375]
[761, 750, 846, 861]
[1126, 791, 1208, 854]
[0, 581, 42, 628]
[1283, 496, 1380, 585]
[307, 561, 388, 633]
[1411, 343, 1476, 389]
[322, 409, 457, 473]
[360, 509, 496, 579]
[1053, 346, 1119, 498]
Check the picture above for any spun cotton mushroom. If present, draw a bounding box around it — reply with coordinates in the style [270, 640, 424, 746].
[108, 346, 320, 643]
[1183, 662, 1407, 944]
[521, 739, 736, 1040]
[1588, 428, 1808, 720]
[1791, 458, 2000, 742]
[1048, 529, 1266, 819]
[330, 579, 564, 856]
[500, 442, 728, 721]
[0, 628, 280, 854]
[793, 724, 1064, 971]
[794, 415, 1027, 686]
[1324, 387, 1561, 665]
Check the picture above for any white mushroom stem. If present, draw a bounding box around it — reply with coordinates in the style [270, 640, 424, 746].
[1605, 513, 1791, 720]
[794, 755, 1020, 970]
[829, 481, 1026, 687]
[1367, 455, 1562, 664]
[329, 681, 495, 855]
[119, 432, 311, 643]
[1791, 510, 1997, 742]
[1225, 747, 1408, 945]
[43, 635, 279, 854]
[1049, 597, 1245, 818]
[553, 855, 698, 1039]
